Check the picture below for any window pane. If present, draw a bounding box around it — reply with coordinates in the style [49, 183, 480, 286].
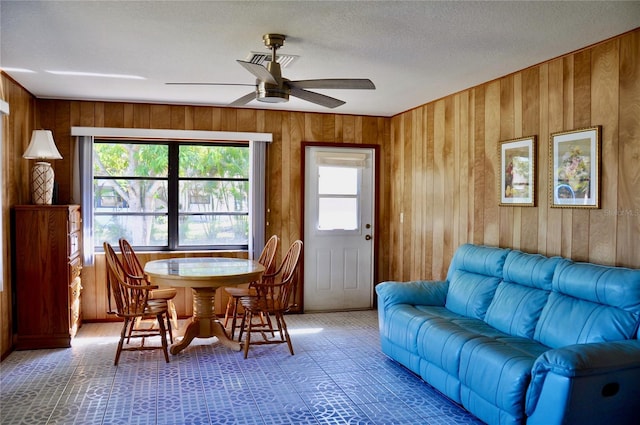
[92, 140, 251, 250]
[179, 181, 248, 213]
[179, 215, 248, 246]
[94, 143, 168, 177]
[179, 145, 249, 178]
[94, 215, 168, 247]
[318, 198, 358, 230]
[95, 179, 168, 212]
[319, 166, 358, 195]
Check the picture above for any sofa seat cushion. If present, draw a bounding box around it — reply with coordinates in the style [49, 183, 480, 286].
[459, 336, 549, 422]
[416, 313, 507, 375]
[381, 304, 434, 353]
[415, 315, 488, 403]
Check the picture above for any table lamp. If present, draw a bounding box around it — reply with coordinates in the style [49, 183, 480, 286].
[22, 129, 63, 205]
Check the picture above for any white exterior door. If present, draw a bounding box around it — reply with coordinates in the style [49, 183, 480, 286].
[303, 146, 375, 311]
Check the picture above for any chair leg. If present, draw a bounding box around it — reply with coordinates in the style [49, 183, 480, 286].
[263, 312, 275, 337]
[165, 312, 174, 344]
[115, 318, 129, 366]
[243, 311, 253, 359]
[238, 311, 246, 342]
[230, 297, 241, 339]
[278, 313, 294, 356]
[223, 296, 233, 327]
[126, 317, 137, 343]
[168, 299, 179, 333]
[157, 313, 170, 363]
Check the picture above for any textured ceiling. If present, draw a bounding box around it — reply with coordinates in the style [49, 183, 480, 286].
[1, 1, 639, 117]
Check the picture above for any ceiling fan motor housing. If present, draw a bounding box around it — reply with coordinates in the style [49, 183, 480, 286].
[257, 81, 289, 103]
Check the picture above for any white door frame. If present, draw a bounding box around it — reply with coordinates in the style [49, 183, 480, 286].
[300, 142, 379, 312]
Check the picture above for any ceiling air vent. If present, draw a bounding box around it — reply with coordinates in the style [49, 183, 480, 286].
[246, 52, 299, 68]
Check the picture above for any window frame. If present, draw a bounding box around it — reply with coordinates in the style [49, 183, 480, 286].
[92, 139, 250, 252]
[73, 126, 272, 266]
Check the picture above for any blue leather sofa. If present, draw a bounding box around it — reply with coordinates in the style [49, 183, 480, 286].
[376, 243, 640, 425]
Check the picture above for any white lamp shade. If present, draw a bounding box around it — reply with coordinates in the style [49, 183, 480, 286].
[23, 130, 63, 160]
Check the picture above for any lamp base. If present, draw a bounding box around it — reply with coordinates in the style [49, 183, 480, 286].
[31, 162, 55, 205]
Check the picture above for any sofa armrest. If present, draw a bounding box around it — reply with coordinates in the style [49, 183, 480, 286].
[375, 280, 448, 308]
[525, 339, 640, 422]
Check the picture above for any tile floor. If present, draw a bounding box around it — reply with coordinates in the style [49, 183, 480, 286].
[0, 310, 484, 425]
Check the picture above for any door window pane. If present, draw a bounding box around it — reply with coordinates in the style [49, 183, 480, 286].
[319, 166, 358, 195]
[318, 198, 358, 230]
[317, 166, 360, 231]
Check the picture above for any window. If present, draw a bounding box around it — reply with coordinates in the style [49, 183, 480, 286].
[317, 166, 360, 231]
[93, 140, 249, 250]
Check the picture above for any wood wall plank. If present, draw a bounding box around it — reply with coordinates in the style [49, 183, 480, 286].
[617, 30, 640, 267]
[590, 40, 619, 265]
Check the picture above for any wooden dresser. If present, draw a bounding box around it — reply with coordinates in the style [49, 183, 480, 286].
[13, 205, 82, 349]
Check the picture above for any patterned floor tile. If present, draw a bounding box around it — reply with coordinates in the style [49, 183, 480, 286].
[0, 310, 485, 425]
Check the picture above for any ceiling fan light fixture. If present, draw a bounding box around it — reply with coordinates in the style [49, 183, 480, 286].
[257, 82, 289, 103]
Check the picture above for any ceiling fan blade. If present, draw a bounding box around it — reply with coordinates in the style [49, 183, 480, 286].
[288, 79, 375, 90]
[236, 60, 277, 85]
[289, 86, 345, 109]
[165, 82, 255, 86]
[229, 91, 257, 107]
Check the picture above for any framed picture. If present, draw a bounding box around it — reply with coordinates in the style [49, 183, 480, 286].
[550, 126, 601, 208]
[499, 136, 536, 206]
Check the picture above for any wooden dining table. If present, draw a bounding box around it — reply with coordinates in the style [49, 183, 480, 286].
[144, 257, 265, 355]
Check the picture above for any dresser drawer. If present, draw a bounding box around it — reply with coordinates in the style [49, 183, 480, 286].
[69, 231, 81, 259]
[69, 276, 82, 338]
[69, 276, 82, 302]
[69, 256, 82, 283]
[68, 207, 81, 233]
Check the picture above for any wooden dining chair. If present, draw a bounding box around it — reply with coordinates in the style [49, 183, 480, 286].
[223, 234, 279, 339]
[119, 238, 178, 343]
[104, 242, 170, 365]
[238, 240, 303, 359]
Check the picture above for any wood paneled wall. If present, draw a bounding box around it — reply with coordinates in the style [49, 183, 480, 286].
[1, 28, 638, 358]
[387, 29, 640, 282]
[0, 73, 37, 359]
[34, 101, 390, 321]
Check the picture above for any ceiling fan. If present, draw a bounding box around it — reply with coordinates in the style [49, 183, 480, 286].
[167, 33, 375, 109]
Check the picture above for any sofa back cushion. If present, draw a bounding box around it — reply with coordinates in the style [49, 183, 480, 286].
[534, 260, 640, 348]
[484, 251, 560, 338]
[445, 244, 509, 320]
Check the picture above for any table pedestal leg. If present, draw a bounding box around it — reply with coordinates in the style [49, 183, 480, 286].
[170, 287, 241, 355]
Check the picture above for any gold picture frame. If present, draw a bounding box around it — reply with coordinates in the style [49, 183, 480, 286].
[550, 126, 601, 208]
[499, 136, 536, 207]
